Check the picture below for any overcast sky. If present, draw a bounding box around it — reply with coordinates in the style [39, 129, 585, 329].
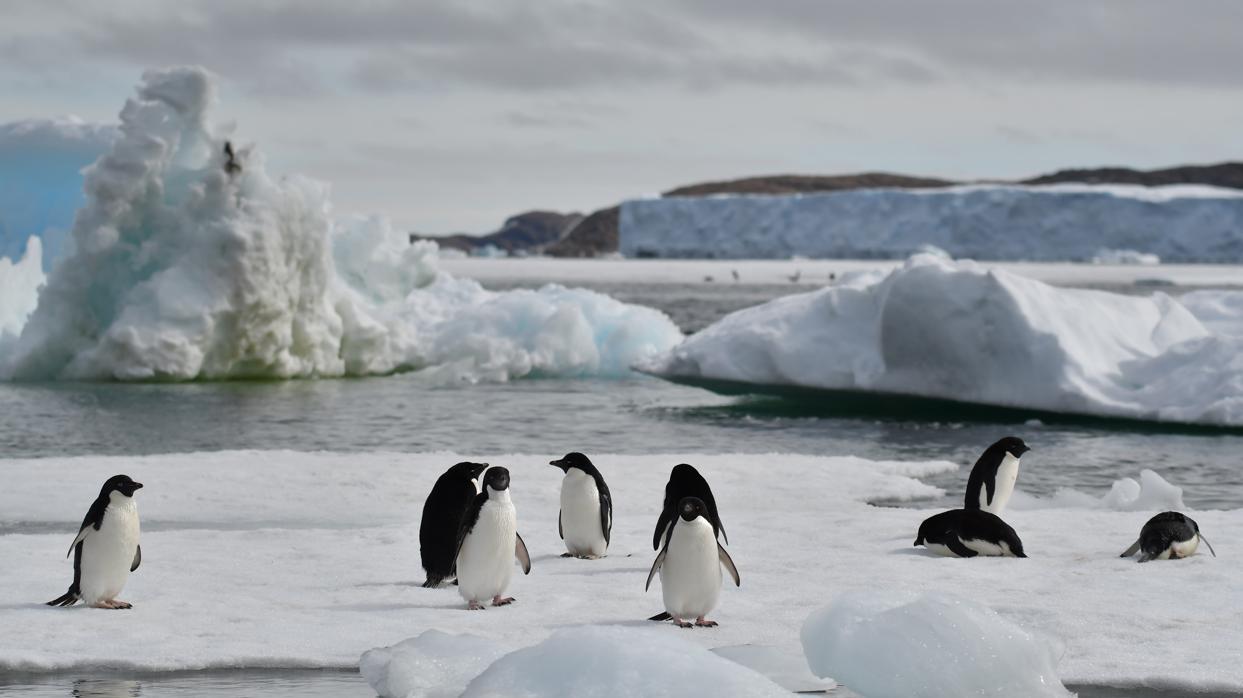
[4, 0, 1242, 234]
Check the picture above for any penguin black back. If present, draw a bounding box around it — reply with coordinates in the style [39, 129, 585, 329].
[652, 463, 726, 550]
[419, 462, 488, 588]
[914, 508, 1027, 558]
[1122, 511, 1217, 562]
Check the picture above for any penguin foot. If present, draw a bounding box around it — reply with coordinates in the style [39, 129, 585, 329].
[575, 554, 603, 560]
[491, 596, 515, 606]
[467, 601, 486, 610]
[694, 617, 717, 628]
[560, 553, 574, 558]
[92, 600, 132, 610]
[673, 617, 694, 629]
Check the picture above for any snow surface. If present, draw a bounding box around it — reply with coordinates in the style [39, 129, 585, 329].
[620, 185, 1243, 262]
[801, 591, 1072, 697]
[640, 253, 1243, 426]
[0, 68, 680, 382]
[2, 450, 1242, 694]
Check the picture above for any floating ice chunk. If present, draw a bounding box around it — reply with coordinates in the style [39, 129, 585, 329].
[641, 254, 1243, 426]
[461, 626, 788, 698]
[1010, 469, 1185, 511]
[360, 629, 508, 698]
[1092, 248, 1161, 265]
[801, 591, 1072, 698]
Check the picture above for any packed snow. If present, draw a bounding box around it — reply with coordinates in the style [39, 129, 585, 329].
[801, 591, 1072, 697]
[0, 68, 680, 382]
[620, 185, 1243, 262]
[2, 450, 1242, 694]
[640, 253, 1243, 426]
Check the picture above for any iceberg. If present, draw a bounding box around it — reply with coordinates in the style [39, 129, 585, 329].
[0, 67, 681, 381]
[0, 236, 44, 343]
[361, 630, 507, 698]
[620, 185, 1243, 262]
[801, 591, 1072, 698]
[640, 254, 1243, 426]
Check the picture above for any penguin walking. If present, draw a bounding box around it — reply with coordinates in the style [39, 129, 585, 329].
[964, 436, 1030, 516]
[646, 497, 740, 628]
[1121, 511, 1217, 562]
[550, 452, 611, 559]
[454, 467, 532, 610]
[914, 508, 1026, 558]
[48, 475, 143, 609]
[653, 463, 727, 551]
[420, 462, 490, 588]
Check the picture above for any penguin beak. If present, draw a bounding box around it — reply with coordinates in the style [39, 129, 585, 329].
[549, 459, 566, 470]
[132, 482, 144, 490]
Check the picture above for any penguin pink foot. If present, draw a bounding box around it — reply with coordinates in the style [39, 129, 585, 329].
[694, 617, 717, 627]
[491, 595, 515, 606]
[467, 601, 485, 610]
[673, 617, 694, 628]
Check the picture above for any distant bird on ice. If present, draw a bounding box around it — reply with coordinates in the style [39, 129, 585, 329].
[788, 270, 801, 283]
[731, 269, 740, 282]
[223, 141, 242, 176]
[48, 475, 144, 609]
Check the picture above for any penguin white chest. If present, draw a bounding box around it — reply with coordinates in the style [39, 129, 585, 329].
[79, 497, 140, 604]
[560, 470, 606, 557]
[1168, 536, 1200, 559]
[982, 453, 1021, 515]
[457, 495, 517, 603]
[660, 518, 721, 619]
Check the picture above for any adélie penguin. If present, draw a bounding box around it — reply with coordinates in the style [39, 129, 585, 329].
[964, 436, 1030, 516]
[646, 496, 740, 628]
[454, 467, 532, 610]
[652, 463, 727, 551]
[420, 461, 490, 588]
[48, 475, 144, 609]
[550, 452, 612, 559]
[914, 509, 1027, 558]
[1121, 511, 1217, 562]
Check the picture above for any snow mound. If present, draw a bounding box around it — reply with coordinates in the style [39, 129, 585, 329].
[0, 67, 681, 381]
[711, 645, 836, 694]
[0, 116, 115, 269]
[361, 630, 507, 698]
[0, 236, 43, 343]
[1012, 470, 1185, 511]
[461, 626, 788, 698]
[801, 591, 1072, 698]
[620, 185, 1243, 262]
[640, 254, 1243, 426]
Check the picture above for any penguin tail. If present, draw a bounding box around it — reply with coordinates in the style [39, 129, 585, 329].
[47, 589, 79, 607]
[421, 575, 444, 589]
[648, 612, 672, 622]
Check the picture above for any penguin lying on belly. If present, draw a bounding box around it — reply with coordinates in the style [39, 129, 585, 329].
[914, 509, 1026, 558]
[1121, 511, 1216, 562]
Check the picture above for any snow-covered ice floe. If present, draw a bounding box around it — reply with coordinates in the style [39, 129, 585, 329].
[2, 451, 1242, 694]
[640, 253, 1243, 426]
[620, 184, 1243, 262]
[0, 67, 681, 382]
[802, 591, 1072, 697]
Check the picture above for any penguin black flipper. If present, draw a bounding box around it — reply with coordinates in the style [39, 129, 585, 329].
[652, 509, 673, 551]
[598, 485, 612, 547]
[558, 511, 563, 540]
[717, 542, 740, 586]
[66, 496, 108, 557]
[648, 611, 672, 622]
[515, 532, 532, 574]
[131, 545, 142, 572]
[646, 528, 672, 592]
[1200, 534, 1217, 557]
[945, 537, 979, 558]
[1120, 539, 1141, 558]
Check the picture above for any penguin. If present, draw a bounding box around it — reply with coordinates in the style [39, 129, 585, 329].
[454, 467, 532, 610]
[550, 452, 612, 559]
[223, 141, 242, 176]
[914, 508, 1027, 558]
[653, 463, 727, 551]
[646, 496, 740, 628]
[1121, 511, 1217, 562]
[420, 461, 490, 588]
[47, 475, 143, 609]
[964, 436, 1030, 516]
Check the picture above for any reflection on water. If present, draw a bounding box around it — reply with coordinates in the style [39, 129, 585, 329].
[72, 678, 140, 698]
[1, 670, 371, 697]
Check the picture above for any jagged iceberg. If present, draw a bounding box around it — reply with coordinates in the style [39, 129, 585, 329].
[639, 254, 1243, 426]
[0, 67, 681, 381]
[620, 185, 1243, 262]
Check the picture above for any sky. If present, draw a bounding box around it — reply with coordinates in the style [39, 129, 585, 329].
[3, 0, 1243, 234]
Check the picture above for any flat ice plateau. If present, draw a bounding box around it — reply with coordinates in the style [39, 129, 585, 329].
[620, 185, 1243, 262]
[2, 451, 1241, 694]
[642, 253, 1243, 427]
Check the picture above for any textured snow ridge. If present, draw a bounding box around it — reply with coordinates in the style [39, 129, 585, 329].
[640, 254, 1243, 426]
[802, 592, 1073, 698]
[0, 68, 680, 382]
[620, 185, 1243, 262]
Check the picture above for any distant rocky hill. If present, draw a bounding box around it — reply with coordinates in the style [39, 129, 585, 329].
[418, 162, 1243, 257]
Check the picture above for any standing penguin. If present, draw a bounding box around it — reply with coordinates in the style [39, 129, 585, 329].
[652, 463, 727, 551]
[964, 436, 1030, 516]
[646, 497, 740, 628]
[454, 467, 532, 610]
[914, 508, 1026, 558]
[1121, 511, 1217, 562]
[550, 452, 612, 559]
[48, 475, 144, 609]
[420, 461, 490, 588]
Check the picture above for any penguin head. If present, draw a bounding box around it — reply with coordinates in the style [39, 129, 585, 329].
[482, 466, 511, 493]
[102, 474, 143, 500]
[550, 452, 593, 473]
[988, 436, 1030, 461]
[449, 461, 490, 480]
[678, 496, 707, 522]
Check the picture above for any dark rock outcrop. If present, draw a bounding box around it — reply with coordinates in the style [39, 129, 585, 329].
[544, 206, 619, 258]
[663, 172, 954, 197]
[411, 210, 583, 255]
[1022, 162, 1243, 189]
